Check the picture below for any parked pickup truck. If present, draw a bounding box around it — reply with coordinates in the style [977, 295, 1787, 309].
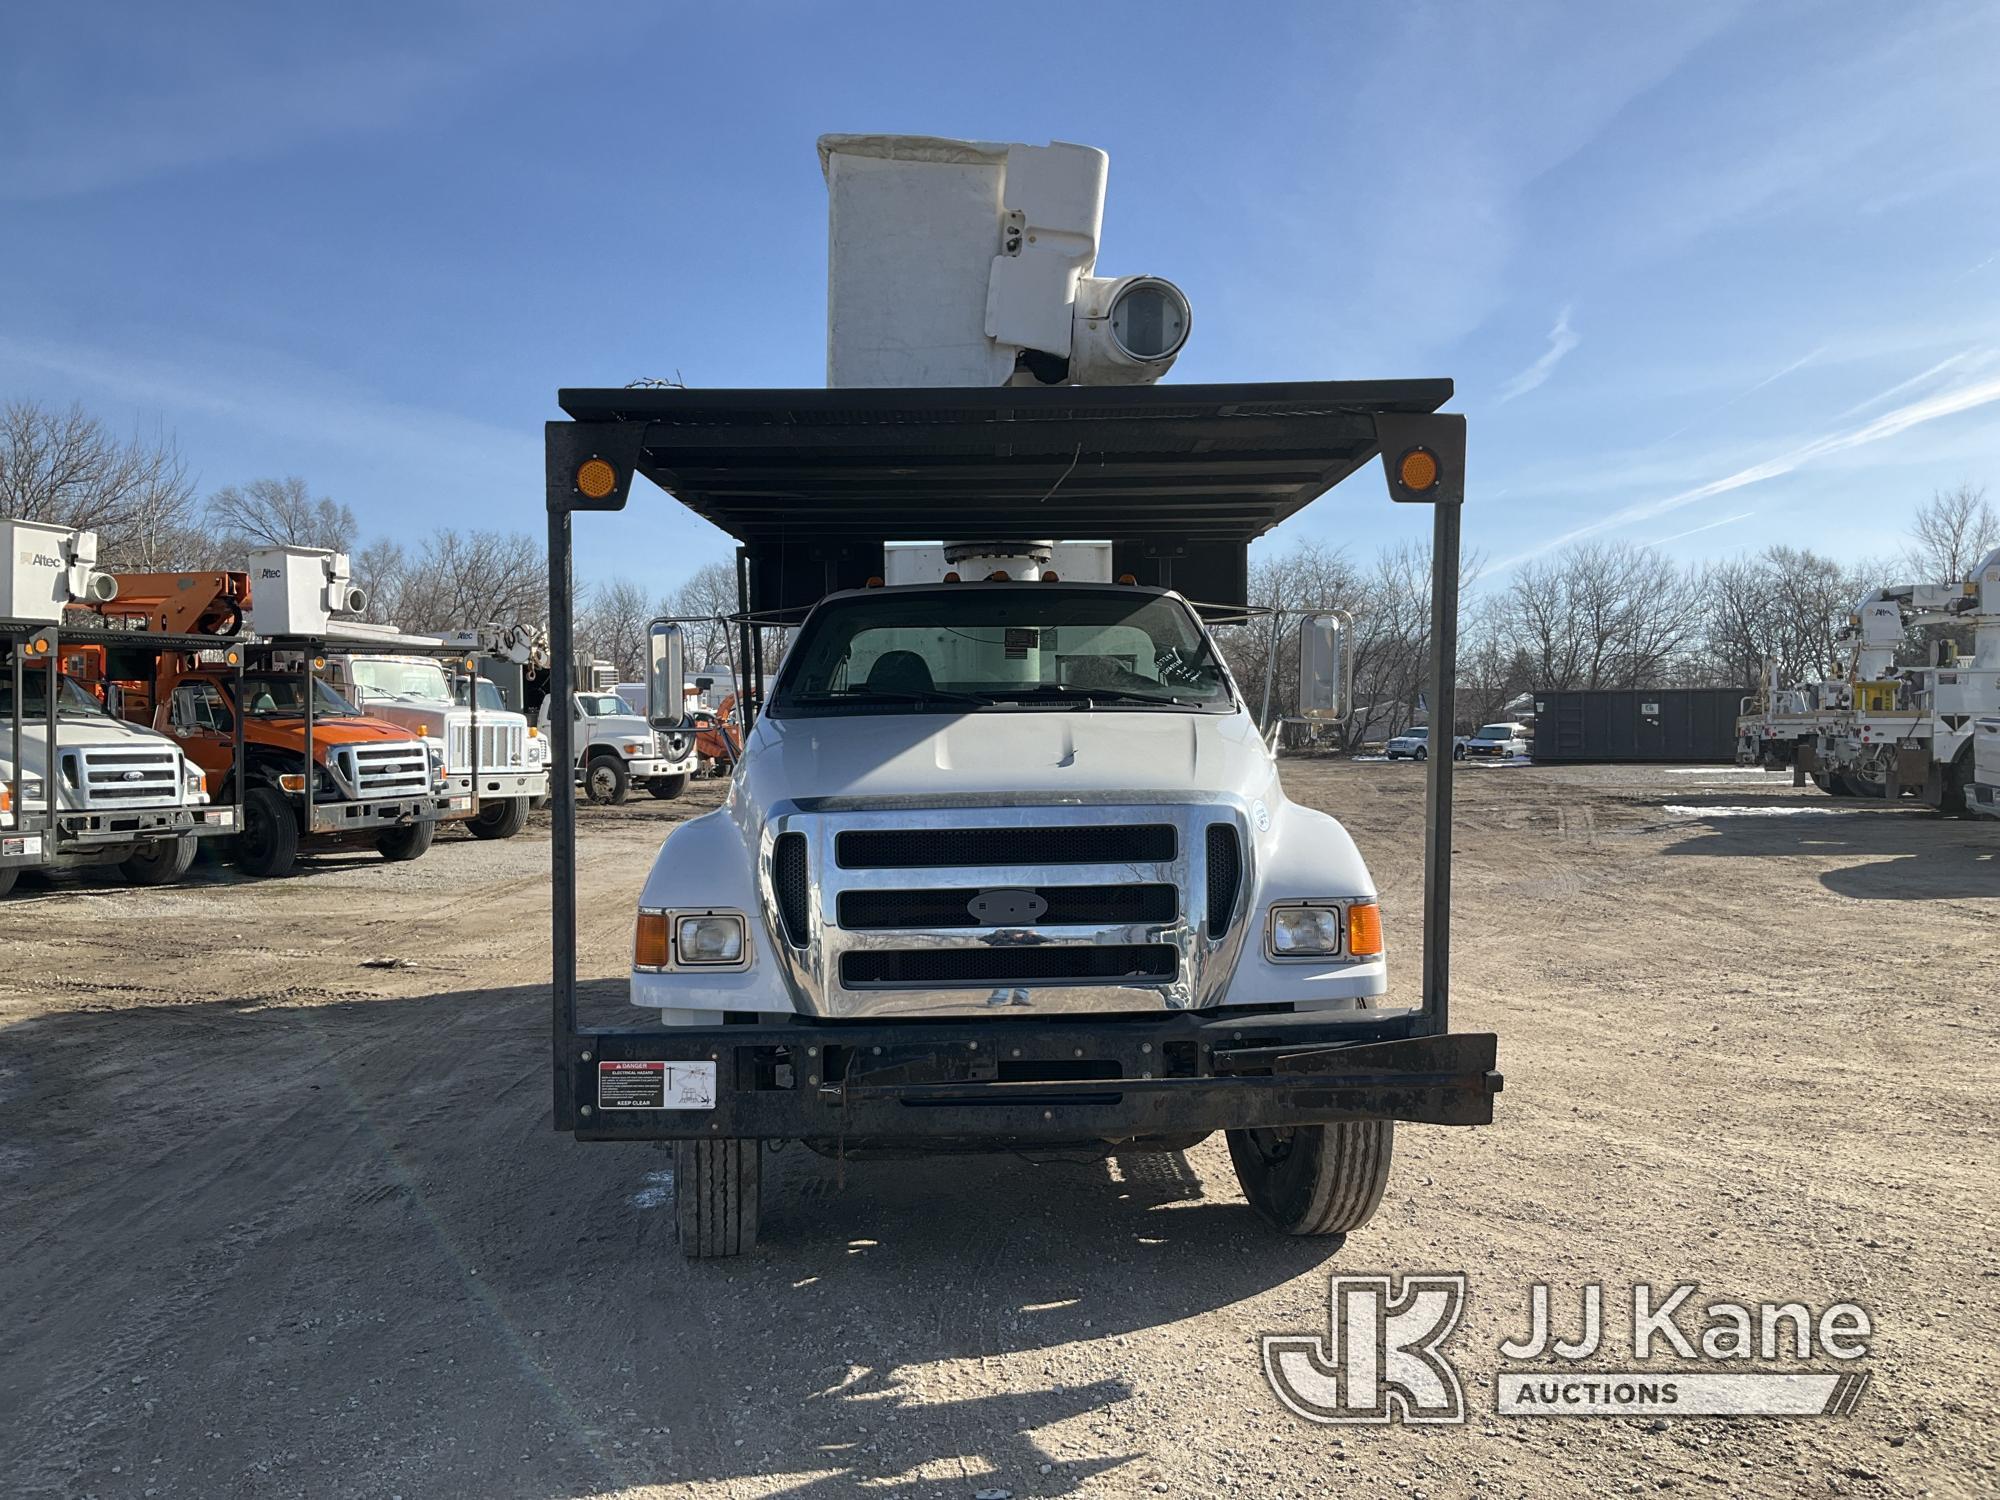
[539, 688, 695, 804]
[1384, 725, 1465, 761]
[0, 669, 228, 897]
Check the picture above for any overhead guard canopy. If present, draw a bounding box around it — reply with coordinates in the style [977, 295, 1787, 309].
[555, 380, 1456, 610]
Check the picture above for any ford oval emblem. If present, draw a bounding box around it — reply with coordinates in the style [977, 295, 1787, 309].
[968, 889, 1048, 925]
[1252, 799, 1271, 833]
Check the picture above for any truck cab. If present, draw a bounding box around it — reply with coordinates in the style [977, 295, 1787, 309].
[537, 687, 695, 804]
[154, 661, 448, 876]
[322, 652, 547, 839]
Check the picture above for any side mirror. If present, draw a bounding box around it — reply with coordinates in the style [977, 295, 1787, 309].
[647, 620, 691, 730]
[1294, 610, 1353, 723]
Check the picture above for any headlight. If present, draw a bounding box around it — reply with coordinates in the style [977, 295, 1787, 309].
[427, 744, 448, 784]
[525, 738, 544, 765]
[1268, 904, 1343, 958]
[674, 912, 747, 966]
[183, 764, 210, 801]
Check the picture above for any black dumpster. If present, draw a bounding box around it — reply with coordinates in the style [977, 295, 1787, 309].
[1529, 687, 1746, 763]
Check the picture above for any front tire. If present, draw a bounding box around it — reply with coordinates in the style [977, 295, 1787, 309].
[235, 785, 300, 878]
[1227, 1120, 1395, 1237]
[675, 1138, 760, 1258]
[467, 797, 530, 840]
[120, 836, 197, 887]
[377, 819, 436, 862]
[647, 774, 690, 800]
[585, 754, 628, 806]
[0, 865, 17, 899]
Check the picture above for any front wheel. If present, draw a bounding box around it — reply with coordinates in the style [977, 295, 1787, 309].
[675, 1138, 760, 1259]
[467, 797, 529, 840]
[647, 774, 690, 800]
[585, 755, 628, 806]
[120, 836, 198, 887]
[0, 865, 17, 899]
[377, 819, 436, 862]
[235, 785, 300, 878]
[1226, 1120, 1394, 1237]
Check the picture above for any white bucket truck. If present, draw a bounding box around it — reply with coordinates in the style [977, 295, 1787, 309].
[2, 521, 235, 897]
[538, 657, 696, 805]
[539, 134, 1499, 1258]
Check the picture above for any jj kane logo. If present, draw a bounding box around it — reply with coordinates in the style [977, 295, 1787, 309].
[1263, 1275, 1872, 1424]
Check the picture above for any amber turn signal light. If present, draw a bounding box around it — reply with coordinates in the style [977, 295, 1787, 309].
[634, 910, 671, 969]
[1347, 901, 1384, 957]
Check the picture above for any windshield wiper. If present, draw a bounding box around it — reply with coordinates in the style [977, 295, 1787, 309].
[987, 684, 1198, 708]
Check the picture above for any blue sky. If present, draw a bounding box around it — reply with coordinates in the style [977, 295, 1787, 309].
[4, 1, 1995, 600]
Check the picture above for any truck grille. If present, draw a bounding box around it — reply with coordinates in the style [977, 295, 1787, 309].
[447, 721, 526, 773]
[836, 824, 1176, 869]
[842, 944, 1177, 988]
[64, 746, 183, 807]
[766, 804, 1253, 1017]
[344, 742, 431, 798]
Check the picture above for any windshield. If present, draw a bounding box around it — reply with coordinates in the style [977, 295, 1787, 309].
[238, 675, 363, 718]
[454, 678, 508, 712]
[349, 658, 451, 704]
[1474, 724, 1516, 740]
[576, 694, 628, 717]
[0, 674, 110, 719]
[769, 587, 1234, 716]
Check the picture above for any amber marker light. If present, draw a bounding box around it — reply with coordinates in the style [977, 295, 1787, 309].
[576, 458, 618, 499]
[1397, 447, 1439, 493]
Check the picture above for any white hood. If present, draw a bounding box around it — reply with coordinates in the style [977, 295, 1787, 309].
[740, 707, 1274, 803]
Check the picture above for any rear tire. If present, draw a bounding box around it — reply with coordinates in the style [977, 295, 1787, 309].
[1453, 743, 1467, 761]
[377, 819, 436, 862]
[585, 754, 628, 806]
[120, 836, 197, 887]
[1227, 1120, 1394, 1237]
[1413, 745, 1428, 762]
[466, 797, 529, 840]
[675, 1138, 760, 1258]
[647, 774, 690, 800]
[235, 785, 300, 878]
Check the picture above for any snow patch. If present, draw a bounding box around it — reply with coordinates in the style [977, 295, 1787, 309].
[1662, 804, 1854, 818]
[629, 1170, 675, 1210]
[1662, 766, 1772, 776]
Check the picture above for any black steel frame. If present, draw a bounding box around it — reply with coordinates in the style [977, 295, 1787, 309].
[543, 385, 1487, 1141]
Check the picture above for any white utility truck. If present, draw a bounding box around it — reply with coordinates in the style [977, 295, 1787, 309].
[1, 521, 237, 896]
[320, 623, 548, 841]
[1808, 550, 1999, 812]
[540, 134, 1499, 1258]
[538, 670, 696, 804]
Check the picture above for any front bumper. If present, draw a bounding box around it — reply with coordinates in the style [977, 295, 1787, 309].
[565, 1012, 1500, 1143]
[307, 794, 454, 835]
[442, 768, 550, 812]
[623, 756, 692, 780]
[2, 806, 235, 866]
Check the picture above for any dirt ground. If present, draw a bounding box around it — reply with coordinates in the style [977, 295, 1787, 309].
[2, 762, 1996, 1500]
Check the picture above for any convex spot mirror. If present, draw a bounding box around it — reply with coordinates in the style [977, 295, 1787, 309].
[647, 620, 691, 730]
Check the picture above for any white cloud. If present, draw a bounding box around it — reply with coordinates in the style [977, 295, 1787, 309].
[1493, 359, 2000, 569]
[1498, 306, 1580, 402]
[1652, 511, 1754, 545]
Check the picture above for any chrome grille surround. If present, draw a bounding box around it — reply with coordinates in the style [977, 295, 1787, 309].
[447, 718, 527, 774]
[61, 746, 185, 808]
[757, 797, 1255, 1020]
[336, 741, 432, 799]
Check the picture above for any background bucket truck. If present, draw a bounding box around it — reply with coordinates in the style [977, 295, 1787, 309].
[1, 520, 238, 898]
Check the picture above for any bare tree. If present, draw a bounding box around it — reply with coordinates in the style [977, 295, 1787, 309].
[579, 577, 652, 679]
[0, 399, 200, 565]
[1902, 484, 1998, 583]
[370, 530, 546, 632]
[666, 560, 741, 671]
[1503, 542, 1705, 691]
[205, 476, 356, 553]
